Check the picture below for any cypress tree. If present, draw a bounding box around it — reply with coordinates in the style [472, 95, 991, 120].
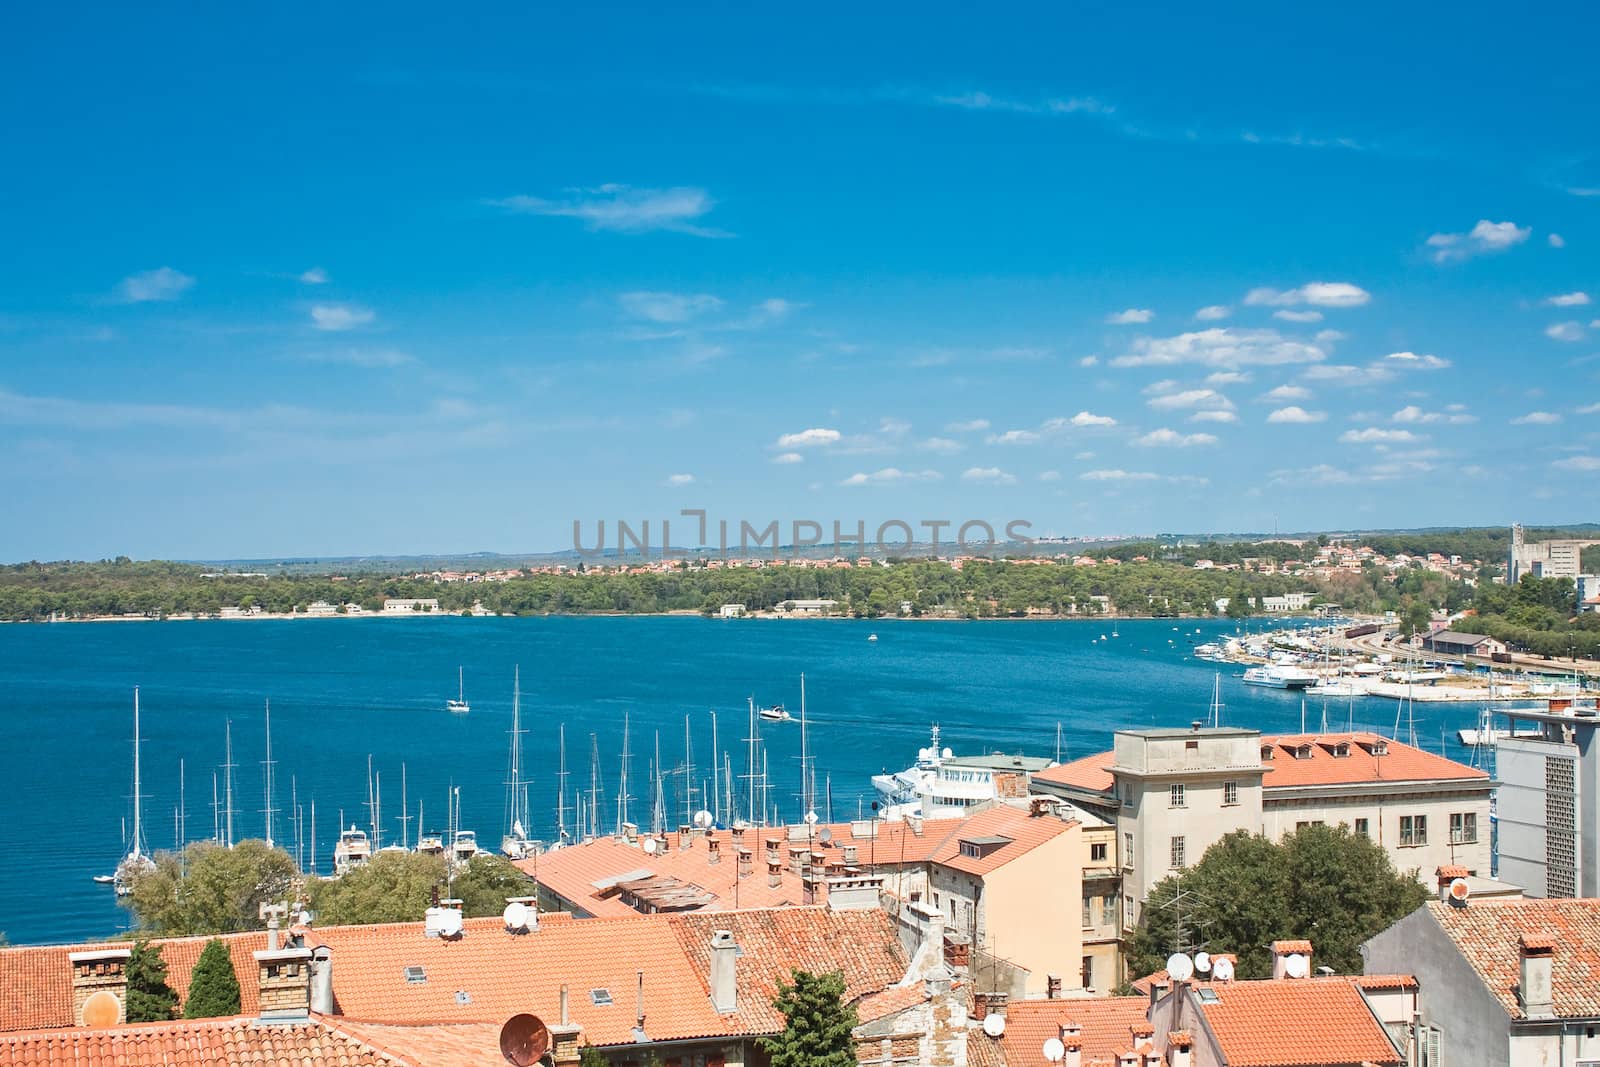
[759, 969, 859, 1067]
[182, 938, 242, 1018]
[124, 939, 179, 1022]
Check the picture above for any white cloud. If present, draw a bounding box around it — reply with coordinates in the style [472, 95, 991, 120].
[1079, 355, 1100, 367]
[1205, 371, 1251, 386]
[1554, 455, 1600, 471]
[1273, 309, 1324, 323]
[1426, 219, 1531, 263]
[1080, 469, 1160, 481]
[961, 466, 1017, 485]
[945, 418, 991, 433]
[1067, 411, 1118, 427]
[1106, 308, 1155, 325]
[1341, 427, 1422, 444]
[1544, 292, 1591, 307]
[1243, 282, 1371, 308]
[772, 452, 804, 466]
[1315, 329, 1346, 344]
[986, 429, 1041, 445]
[1304, 363, 1394, 387]
[919, 436, 964, 454]
[302, 348, 415, 368]
[756, 298, 797, 320]
[1134, 428, 1217, 447]
[1039, 470, 1062, 482]
[298, 267, 329, 285]
[1112, 327, 1326, 369]
[1148, 388, 1233, 411]
[117, 267, 195, 303]
[879, 417, 911, 436]
[1194, 305, 1231, 321]
[1512, 411, 1562, 425]
[619, 291, 723, 323]
[1267, 406, 1326, 424]
[776, 427, 841, 448]
[1262, 384, 1312, 401]
[488, 184, 726, 236]
[666, 473, 695, 486]
[310, 303, 376, 331]
[1547, 321, 1586, 342]
[1578, 402, 1600, 415]
[1392, 405, 1476, 425]
[1549, 234, 1567, 248]
[840, 467, 942, 486]
[1190, 410, 1238, 423]
[1384, 351, 1450, 370]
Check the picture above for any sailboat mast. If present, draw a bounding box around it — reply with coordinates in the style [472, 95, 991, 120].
[176, 756, 186, 850]
[211, 771, 220, 844]
[262, 699, 276, 849]
[746, 697, 759, 825]
[616, 713, 632, 834]
[652, 731, 665, 835]
[710, 711, 720, 825]
[588, 733, 601, 840]
[683, 715, 694, 828]
[398, 763, 411, 849]
[131, 687, 145, 860]
[557, 724, 569, 843]
[223, 719, 235, 849]
[799, 673, 811, 817]
[310, 798, 317, 873]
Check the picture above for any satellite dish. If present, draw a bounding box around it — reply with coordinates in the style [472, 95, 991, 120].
[642, 838, 658, 855]
[982, 1013, 1006, 1038]
[1194, 951, 1212, 974]
[498, 1013, 551, 1066]
[81, 990, 120, 1028]
[439, 908, 464, 938]
[1212, 957, 1235, 982]
[693, 809, 715, 829]
[818, 827, 834, 844]
[1042, 1036, 1066, 1063]
[1284, 953, 1310, 979]
[1166, 953, 1195, 982]
[503, 901, 530, 932]
[1449, 877, 1471, 903]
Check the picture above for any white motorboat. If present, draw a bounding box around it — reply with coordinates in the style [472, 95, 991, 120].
[1243, 663, 1318, 690]
[757, 703, 791, 723]
[332, 826, 372, 875]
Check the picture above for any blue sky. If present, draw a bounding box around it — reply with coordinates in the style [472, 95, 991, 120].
[2, 4, 1598, 560]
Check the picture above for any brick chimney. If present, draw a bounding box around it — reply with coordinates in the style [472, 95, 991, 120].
[710, 930, 738, 1013]
[1519, 934, 1555, 1018]
[254, 944, 314, 1022]
[708, 837, 722, 865]
[1167, 1030, 1194, 1067]
[765, 836, 782, 865]
[548, 984, 584, 1067]
[767, 859, 783, 889]
[1270, 939, 1312, 979]
[788, 846, 806, 874]
[1046, 974, 1062, 999]
[984, 991, 1008, 1019]
[69, 948, 130, 1027]
[737, 847, 753, 878]
[730, 825, 745, 848]
[973, 991, 990, 1019]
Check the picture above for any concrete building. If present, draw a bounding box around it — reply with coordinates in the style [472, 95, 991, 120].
[380, 597, 438, 613]
[1364, 897, 1600, 1067]
[1509, 522, 1600, 583]
[1496, 700, 1600, 898]
[1035, 727, 1493, 930]
[1578, 574, 1600, 613]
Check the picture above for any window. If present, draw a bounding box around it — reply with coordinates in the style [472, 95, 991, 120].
[1185, 740, 1199, 750]
[1101, 896, 1117, 926]
[1121, 783, 1133, 804]
[1261, 746, 1275, 761]
[454, 990, 472, 1005]
[1125, 832, 1135, 867]
[1223, 781, 1239, 806]
[590, 988, 613, 1006]
[1090, 842, 1108, 862]
[1083, 897, 1093, 928]
[1355, 818, 1369, 838]
[1081, 955, 1094, 989]
[403, 966, 427, 984]
[1170, 836, 1187, 869]
[1169, 784, 1186, 809]
[1451, 812, 1478, 844]
[1400, 815, 1428, 847]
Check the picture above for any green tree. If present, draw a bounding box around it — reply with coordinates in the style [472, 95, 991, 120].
[578, 1047, 610, 1067]
[759, 969, 859, 1067]
[181, 938, 242, 1018]
[453, 855, 538, 916]
[125, 940, 179, 1022]
[1399, 601, 1432, 638]
[308, 851, 448, 926]
[1130, 826, 1428, 979]
[124, 840, 298, 936]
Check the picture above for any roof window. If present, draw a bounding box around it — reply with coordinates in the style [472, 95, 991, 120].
[403, 966, 426, 984]
[591, 988, 614, 1006]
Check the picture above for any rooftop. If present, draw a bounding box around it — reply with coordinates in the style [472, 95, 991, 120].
[1428, 898, 1600, 1020]
[997, 995, 1150, 1067]
[1180, 977, 1402, 1067]
[0, 1016, 407, 1067]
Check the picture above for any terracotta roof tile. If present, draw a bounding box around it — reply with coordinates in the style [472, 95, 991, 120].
[1429, 898, 1600, 1019]
[0, 1015, 407, 1067]
[998, 996, 1149, 1067]
[929, 807, 1077, 877]
[1033, 753, 1115, 793]
[1189, 978, 1401, 1067]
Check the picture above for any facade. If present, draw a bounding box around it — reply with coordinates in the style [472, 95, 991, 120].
[1509, 523, 1600, 583]
[1421, 629, 1508, 657]
[1495, 701, 1600, 898]
[380, 597, 438, 613]
[1578, 574, 1600, 613]
[920, 754, 1052, 818]
[1364, 897, 1600, 1067]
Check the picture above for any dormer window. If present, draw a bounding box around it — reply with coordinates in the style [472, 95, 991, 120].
[1261, 746, 1275, 761]
[1372, 740, 1389, 756]
[1293, 744, 1314, 760]
[1332, 742, 1351, 758]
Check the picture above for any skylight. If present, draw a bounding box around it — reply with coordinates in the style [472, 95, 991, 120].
[403, 966, 426, 984]
[591, 988, 613, 1006]
[1197, 988, 1221, 1004]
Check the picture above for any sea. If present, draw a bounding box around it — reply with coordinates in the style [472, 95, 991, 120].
[0, 615, 1490, 945]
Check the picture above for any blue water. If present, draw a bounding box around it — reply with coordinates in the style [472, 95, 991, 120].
[0, 616, 1486, 944]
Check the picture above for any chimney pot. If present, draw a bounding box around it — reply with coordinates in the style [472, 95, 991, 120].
[1047, 974, 1062, 999]
[710, 930, 738, 1013]
[1519, 934, 1556, 1018]
[309, 946, 333, 1015]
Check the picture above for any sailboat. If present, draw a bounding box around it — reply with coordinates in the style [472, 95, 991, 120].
[109, 688, 156, 895]
[501, 666, 535, 859]
[447, 667, 470, 714]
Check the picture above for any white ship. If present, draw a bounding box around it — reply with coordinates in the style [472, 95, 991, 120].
[870, 725, 1054, 820]
[332, 826, 372, 875]
[1242, 663, 1318, 690]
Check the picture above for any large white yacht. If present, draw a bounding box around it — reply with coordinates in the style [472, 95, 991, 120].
[872, 725, 1055, 819]
[1242, 663, 1318, 689]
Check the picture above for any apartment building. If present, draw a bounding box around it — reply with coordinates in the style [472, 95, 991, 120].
[1496, 700, 1600, 898]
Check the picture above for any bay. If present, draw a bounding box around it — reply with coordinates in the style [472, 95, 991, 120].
[0, 615, 1483, 945]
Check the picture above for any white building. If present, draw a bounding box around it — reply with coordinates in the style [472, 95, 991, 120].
[1496, 700, 1600, 898]
[382, 598, 439, 613]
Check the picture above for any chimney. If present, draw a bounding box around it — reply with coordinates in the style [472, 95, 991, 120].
[768, 859, 783, 889]
[705, 930, 739, 1015]
[737, 847, 753, 878]
[766, 836, 783, 865]
[1167, 1031, 1194, 1067]
[788, 846, 807, 874]
[254, 944, 314, 1022]
[1519, 934, 1555, 1018]
[1046, 974, 1062, 999]
[69, 947, 130, 1027]
[1270, 939, 1312, 979]
[1060, 1022, 1083, 1067]
[730, 825, 746, 848]
[1147, 978, 1171, 1010]
[708, 837, 722, 864]
[548, 985, 584, 1067]
[843, 844, 860, 865]
[309, 946, 334, 1015]
[985, 991, 1008, 1019]
[1436, 865, 1469, 904]
[973, 991, 990, 1019]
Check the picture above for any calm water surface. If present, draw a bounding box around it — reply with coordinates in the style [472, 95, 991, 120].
[0, 615, 1486, 944]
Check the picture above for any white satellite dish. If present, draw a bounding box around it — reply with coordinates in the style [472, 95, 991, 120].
[1194, 951, 1212, 974]
[1166, 953, 1195, 982]
[693, 810, 715, 829]
[503, 901, 530, 932]
[642, 838, 658, 855]
[439, 908, 464, 938]
[982, 1013, 1005, 1038]
[1041, 1037, 1065, 1063]
[1284, 953, 1310, 979]
[818, 827, 834, 844]
[1212, 957, 1235, 982]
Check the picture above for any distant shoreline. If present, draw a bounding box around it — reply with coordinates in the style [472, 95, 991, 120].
[2, 608, 1293, 625]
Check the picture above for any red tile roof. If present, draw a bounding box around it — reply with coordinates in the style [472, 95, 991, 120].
[1033, 753, 1114, 793]
[1186, 978, 1402, 1066]
[0, 1016, 405, 1067]
[1429, 898, 1600, 1019]
[0, 932, 267, 1033]
[997, 996, 1150, 1067]
[929, 806, 1077, 877]
[329, 1020, 503, 1067]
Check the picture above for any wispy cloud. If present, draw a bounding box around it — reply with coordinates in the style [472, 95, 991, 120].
[1272, 309, 1323, 323]
[1426, 219, 1530, 263]
[1243, 282, 1371, 308]
[1080, 469, 1159, 482]
[1511, 411, 1562, 425]
[839, 467, 941, 487]
[298, 267, 329, 285]
[1194, 305, 1231, 321]
[986, 429, 1040, 445]
[1112, 328, 1325, 369]
[488, 184, 728, 237]
[310, 303, 376, 331]
[775, 427, 841, 448]
[619, 291, 724, 323]
[1134, 428, 1217, 447]
[1106, 308, 1155, 325]
[1190, 410, 1238, 423]
[1544, 291, 1591, 307]
[1547, 321, 1586, 342]
[944, 418, 990, 433]
[1267, 406, 1326, 424]
[1262, 384, 1311, 402]
[1147, 388, 1233, 411]
[961, 466, 1017, 485]
[666, 473, 695, 486]
[1393, 405, 1475, 425]
[772, 452, 804, 465]
[1554, 455, 1600, 471]
[1383, 351, 1450, 370]
[1061, 411, 1118, 428]
[1341, 427, 1422, 444]
[116, 267, 195, 303]
[301, 348, 415, 369]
